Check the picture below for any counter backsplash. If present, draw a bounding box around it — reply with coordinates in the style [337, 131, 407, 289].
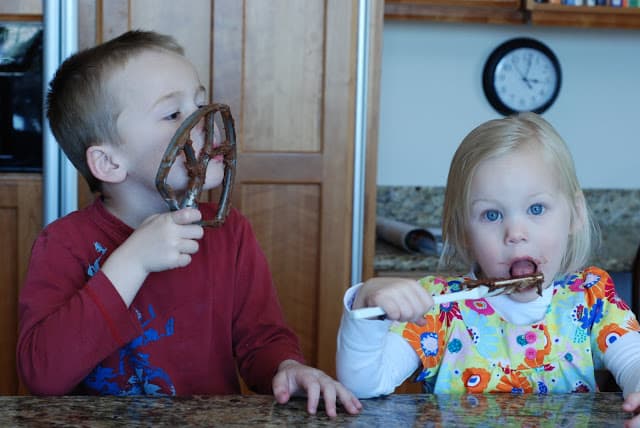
[376, 186, 640, 273]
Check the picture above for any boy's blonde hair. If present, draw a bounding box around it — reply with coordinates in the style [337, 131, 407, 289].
[46, 30, 184, 193]
[440, 112, 598, 277]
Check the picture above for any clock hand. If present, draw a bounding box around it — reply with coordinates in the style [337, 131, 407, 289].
[524, 53, 533, 78]
[511, 56, 527, 79]
[511, 56, 533, 89]
[521, 53, 535, 89]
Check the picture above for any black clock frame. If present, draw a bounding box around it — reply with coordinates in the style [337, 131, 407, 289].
[482, 37, 562, 116]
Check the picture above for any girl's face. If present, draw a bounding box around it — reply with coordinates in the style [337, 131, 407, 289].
[465, 144, 573, 303]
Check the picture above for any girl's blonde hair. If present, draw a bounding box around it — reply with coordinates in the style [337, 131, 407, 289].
[440, 112, 598, 277]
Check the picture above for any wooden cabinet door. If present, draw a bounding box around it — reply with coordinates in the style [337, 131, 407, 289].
[0, 3, 42, 395]
[211, 0, 382, 374]
[0, 174, 42, 394]
[81, 0, 382, 377]
[0, 0, 41, 16]
[384, 0, 524, 24]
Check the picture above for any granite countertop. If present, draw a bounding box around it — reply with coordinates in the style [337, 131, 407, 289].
[0, 393, 634, 426]
[375, 187, 640, 275]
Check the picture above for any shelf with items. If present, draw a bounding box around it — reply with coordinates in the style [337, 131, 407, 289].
[526, 0, 640, 29]
[384, 0, 525, 24]
[384, 0, 640, 29]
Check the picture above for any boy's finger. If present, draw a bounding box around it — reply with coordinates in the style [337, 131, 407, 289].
[336, 385, 362, 415]
[171, 208, 202, 224]
[304, 381, 320, 415]
[318, 380, 338, 418]
[271, 371, 291, 404]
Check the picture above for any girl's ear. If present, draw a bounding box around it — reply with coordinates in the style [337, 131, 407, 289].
[571, 191, 587, 234]
[86, 144, 126, 184]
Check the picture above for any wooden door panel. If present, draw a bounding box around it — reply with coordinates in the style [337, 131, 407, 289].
[240, 184, 320, 361]
[244, 1, 324, 152]
[236, 153, 322, 182]
[215, 0, 358, 376]
[0, 175, 42, 394]
[0, 1, 41, 16]
[129, 0, 212, 88]
[97, 0, 128, 43]
[0, 205, 18, 394]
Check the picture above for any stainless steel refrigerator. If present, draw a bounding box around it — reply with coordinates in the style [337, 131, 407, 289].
[42, 0, 78, 225]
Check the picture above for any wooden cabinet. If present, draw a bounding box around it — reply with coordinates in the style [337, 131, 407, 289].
[0, 0, 40, 17]
[386, 0, 640, 29]
[0, 2, 43, 397]
[77, 0, 382, 380]
[385, 0, 524, 24]
[0, 174, 42, 394]
[526, 0, 640, 29]
[0, 0, 382, 395]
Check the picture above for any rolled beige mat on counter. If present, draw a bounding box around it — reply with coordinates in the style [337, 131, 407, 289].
[376, 217, 441, 255]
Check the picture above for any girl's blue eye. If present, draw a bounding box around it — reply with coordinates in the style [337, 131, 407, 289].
[483, 210, 502, 222]
[165, 111, 180, 120]
[529, 203, 544, 216]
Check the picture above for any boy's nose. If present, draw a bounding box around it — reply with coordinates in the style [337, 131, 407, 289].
[189, 117, 206, 149]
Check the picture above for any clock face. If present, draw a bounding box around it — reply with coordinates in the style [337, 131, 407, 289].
[483, 38, 561, 116]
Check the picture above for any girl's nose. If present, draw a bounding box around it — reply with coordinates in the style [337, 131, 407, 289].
[504, 219, 528, 244]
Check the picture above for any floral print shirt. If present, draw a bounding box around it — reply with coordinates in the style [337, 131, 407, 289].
[391, 266, 640, 394]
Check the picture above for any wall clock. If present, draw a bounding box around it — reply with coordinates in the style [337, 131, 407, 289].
[482, 37, 561, 116]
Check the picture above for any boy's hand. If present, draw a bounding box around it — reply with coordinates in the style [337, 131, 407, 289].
[623, 392, 640, 427]
[272, 359, 362, 418]
[129, 208, 204, 273]
[353, 277, 433, 326]
[101, 208, 204, 307]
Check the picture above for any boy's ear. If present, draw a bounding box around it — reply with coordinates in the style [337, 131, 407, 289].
[86, 144, 126, 184]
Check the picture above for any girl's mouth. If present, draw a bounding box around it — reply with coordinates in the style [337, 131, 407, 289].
[509, 259, 538, 277]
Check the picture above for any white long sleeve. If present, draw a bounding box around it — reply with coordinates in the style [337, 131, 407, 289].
[604, 331, 640, 398]
[336, 283, 420, 398]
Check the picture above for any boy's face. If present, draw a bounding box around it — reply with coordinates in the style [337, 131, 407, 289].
[111, 49, 224, 201]
[465, 145, 573, 303]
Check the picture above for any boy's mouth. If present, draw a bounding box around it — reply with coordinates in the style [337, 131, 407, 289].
[509, 259, 538, 277]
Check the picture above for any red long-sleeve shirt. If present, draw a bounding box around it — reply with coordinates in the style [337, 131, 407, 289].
[17, 199, 304, 395]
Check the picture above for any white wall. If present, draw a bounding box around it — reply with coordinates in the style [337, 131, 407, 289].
[377, 21, 640, 189]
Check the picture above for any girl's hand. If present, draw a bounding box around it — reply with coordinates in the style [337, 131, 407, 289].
[353, 277, 434, 326]
[623, 392, 640, 428]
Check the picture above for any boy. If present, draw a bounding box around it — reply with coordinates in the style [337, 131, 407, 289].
[17, 30, 361, 417]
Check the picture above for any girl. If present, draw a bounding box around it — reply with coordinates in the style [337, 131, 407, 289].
[337, 113, 640, 424]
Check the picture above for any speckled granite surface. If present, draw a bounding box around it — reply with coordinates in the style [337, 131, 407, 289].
[0, 393, 632, 427]
[376, 186, 640, 274]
